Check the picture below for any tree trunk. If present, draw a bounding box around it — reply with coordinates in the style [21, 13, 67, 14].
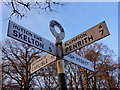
[69, 73, 73, 88]
[84, 71, 89, 90]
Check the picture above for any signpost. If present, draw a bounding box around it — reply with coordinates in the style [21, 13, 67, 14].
[62, 21, 110, 55]
[7, 20, 56, 56]
[31, 54, 56, 74]
[64, 53, 94, 71]
[7, 20, 110, 89]
[50, 20, 67, 89]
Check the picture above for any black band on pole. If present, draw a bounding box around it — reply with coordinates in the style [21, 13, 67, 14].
[58, 73, 67, 90]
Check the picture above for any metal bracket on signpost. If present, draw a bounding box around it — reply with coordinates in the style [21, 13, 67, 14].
[49, 20, 67, 89]
[56, 40, 63, 58]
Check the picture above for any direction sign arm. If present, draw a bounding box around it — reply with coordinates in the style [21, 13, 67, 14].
[7, 20, 57, 56]
[62, 21, 110, 56]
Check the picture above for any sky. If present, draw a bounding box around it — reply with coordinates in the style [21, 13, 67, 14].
[1, 1, 119, 59]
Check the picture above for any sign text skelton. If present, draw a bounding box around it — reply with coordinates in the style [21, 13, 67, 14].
[62, 21, 110, 55]
[7, 20, 56, 56]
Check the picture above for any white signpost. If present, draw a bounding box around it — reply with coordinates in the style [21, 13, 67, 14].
[64, 53, 94, 71]
[7, 20, 56, 56]
[7, 20, 110, 89]
[31, 54, 56, 74]
[62, 21, 110, 55]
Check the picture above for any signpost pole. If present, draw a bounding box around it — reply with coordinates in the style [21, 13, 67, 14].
[49, 20, 67, 89]
[56, 39, 67, 90]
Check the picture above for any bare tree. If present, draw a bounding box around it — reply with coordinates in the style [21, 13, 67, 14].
[64, 43, 118, 89]
[33, 62, 59, 89]
[1, 39, 43, 89]
[1, 39, 59, 89]
[3, 0, 64, 19]
[1, 39, 119, 89]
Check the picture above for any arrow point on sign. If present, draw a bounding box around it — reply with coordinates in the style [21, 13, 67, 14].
[99, 25, 103, 29]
